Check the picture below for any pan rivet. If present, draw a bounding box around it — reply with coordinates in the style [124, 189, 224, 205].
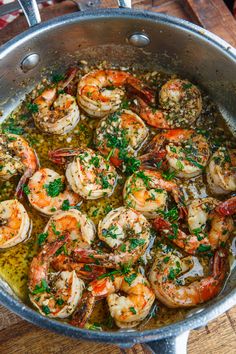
[128, 33, 150, 47]
[21, 53, 40, 72]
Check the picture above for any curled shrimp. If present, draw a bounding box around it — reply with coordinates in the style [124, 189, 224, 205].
[27, 168, 81, 216]
[206, 147, 236, 195]
[49, 147, 118, 200]
[130, 78, 202, 129]
[43, 209, 96, 247]
[123, 170, 186, 219]
[41, 210, 104, 281]
[140, 129, 210, 178]
[95, 109, 149, 169]
[153, 197, 234, 255]
[0, 199, 31, 249]
[77, 69, 153, 118]
[0, 134, 38, 198]
[33, 68, 80, 135]
[149, 248, 228, 308]
[86, 272, 155, 328]
[29, 235, 85, 318]
[159, 79, 202, 123]
[73, 207, 152, 268]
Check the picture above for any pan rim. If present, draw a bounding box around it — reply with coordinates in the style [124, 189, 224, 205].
[0, 8, 236, 345]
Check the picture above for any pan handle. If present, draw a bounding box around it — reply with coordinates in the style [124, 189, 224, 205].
[16, 0, 131, 28]
[118, 0, 131, 8]
[17, 0, 41, 27]
[143, 331, 190, 354]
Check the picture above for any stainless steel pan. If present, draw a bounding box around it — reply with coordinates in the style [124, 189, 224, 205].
[0, 1, 236, 352]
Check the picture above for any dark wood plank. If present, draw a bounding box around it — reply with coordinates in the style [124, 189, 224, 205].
[184, 0, 236, 46]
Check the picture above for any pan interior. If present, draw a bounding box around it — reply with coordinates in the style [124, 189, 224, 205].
[0, 11, 236, 339]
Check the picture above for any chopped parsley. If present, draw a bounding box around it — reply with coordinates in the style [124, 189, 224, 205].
[90, 156, 100, 167]
[52, 73, 65, 83]
[51, 222, 61, 236]
[37, 232, 48, 246]
[44, 178, 65, 197]
[128, 238, 145, 251]
[159, 207, 179, 223]
[124, 273, 137, 286]
[99, 174, 110, 189]
[83, 264, 92, 272]
[197, 244, 211, 252]
[92, 208, 99, 217]
[55, 244, 68, 256]
[27, 103, 39, 113]
[2, 118, 24, 135]
[102, 225, 121, 239]
[186, 157, 204, 169]
[61, 199, 70, 211]
[23, 184, 30, 195]
[31, 279, 50, 294]
[162, 169, 176, 181]
[129, 307, 137, 314]
[56, 298, 64, 306]
[135, 170, 151, 187]
[42, 305, 51, 315]
[182, 83, 193, 90]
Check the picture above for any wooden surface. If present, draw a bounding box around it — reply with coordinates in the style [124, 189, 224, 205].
[1, 0, 236, 353]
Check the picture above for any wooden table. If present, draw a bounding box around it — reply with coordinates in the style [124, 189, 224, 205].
[1, 1, 236, 353]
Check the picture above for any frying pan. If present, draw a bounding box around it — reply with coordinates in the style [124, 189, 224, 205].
[0, 0, 236, 352]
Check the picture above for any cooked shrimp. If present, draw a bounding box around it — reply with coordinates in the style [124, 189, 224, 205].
[153, 197, 234, 255]
[95, 109, 148, 169]
[73, 207, 152, 268]
[49, 148, 118, 200]
[216, 196, 236, 216]
[140, 129, 210, 178]
[129, 78, 202, 129]
[149, 248, 228, 308]
[43, 209, 96, 249]
[123, 170, 185, 218]
[33, 68, 80, 134]
[0, 199, 31, 249]
[29, 235, 84, 318]
[0, 134, 38, 197]
[77, 69, 153, 118]
[206, 147, 236, 195]
[27, 168, 81, 216]
[159, 79, 202, 126]
[88, 272, 155, 328]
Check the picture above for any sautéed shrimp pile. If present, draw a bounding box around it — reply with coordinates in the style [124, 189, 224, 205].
[0, 63, 235, 331]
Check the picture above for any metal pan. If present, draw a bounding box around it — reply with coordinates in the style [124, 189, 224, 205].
[0, 1, 236, 352]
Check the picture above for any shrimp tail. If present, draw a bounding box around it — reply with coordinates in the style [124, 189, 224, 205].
[59, 67, 78, 96]
[152, 217, 171, 232]
[129, 96, 170, 129]
[125, 81, 155, 105]
[70, 291, 96, 328]
[139, 149, 167, 169]
[212, 248, 228, 280]
[16, 152, 40, 199]
[48, 148, 82, 165]
[51, 254, 107, 280]
[201, 248, 228, 302]
[216, 196, 236, 216]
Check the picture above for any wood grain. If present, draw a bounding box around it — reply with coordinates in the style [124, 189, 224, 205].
[184, 0, 236, 46]
[0, 0, 236, 353]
